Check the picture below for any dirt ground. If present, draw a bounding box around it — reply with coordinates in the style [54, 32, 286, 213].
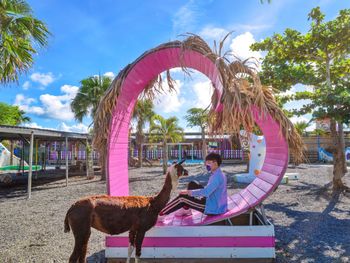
[0, 164, 349, 263]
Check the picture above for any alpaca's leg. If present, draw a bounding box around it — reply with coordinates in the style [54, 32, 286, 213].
[126, 230, 136, 263]
[78, 228, 91, 263]
[69, 241, 80, 263]
[135, 231, 146, 263]
[69, 212, 92, 263]
[126, 244, 135, 263]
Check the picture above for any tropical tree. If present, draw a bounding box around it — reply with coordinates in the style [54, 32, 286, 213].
[71, 75, 112, 122]
[294, 121, 310, 136]
[0, 102, 30, 165]
[185, 107, 209, 160]
[149, 115, 184, 173]
[0, 102, 30, 125]
[251, 7, 350, 191]
[131, 99, 155, 166]
[71, 75, 112, 180]
[0, 0, 50, 84]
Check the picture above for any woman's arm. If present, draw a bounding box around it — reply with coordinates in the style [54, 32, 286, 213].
[190, 174, 221, 198]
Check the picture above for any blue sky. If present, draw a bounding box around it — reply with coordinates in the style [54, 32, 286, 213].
[1, 0, 349, 133]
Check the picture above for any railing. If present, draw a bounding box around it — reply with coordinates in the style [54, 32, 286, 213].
[130, 149, 243, 160]
[47, 150, 99, 161]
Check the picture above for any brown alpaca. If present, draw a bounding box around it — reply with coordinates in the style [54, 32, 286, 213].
[64, 161, 188, 263]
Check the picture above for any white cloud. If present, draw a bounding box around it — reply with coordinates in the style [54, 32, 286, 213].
[39, 85, 79, 121]
[169, 67, 183, 73]
[104, 72, 115, 79]
[23, 122, 44, 129]
[230, 23, 271, 33]
[192, 80, 213, 109]
[184, 126, 201, 133]
[22, 81, 31, 90]
[284, 99, 312, 111]
[59, 85, 79, 99]
[30, 72, 55, 86]
[282, 84, 314, 111]
[199, 26, 229, 41]
[172, 1, 197, 34]
[14, 94, 35, 105]
[39, 94, 74, 121]
[57, 122, 89, 133]
[14, 94, 45, 115]
[230, 32, 263, 69]
[154, 80, 185, 113]
[14, 85, 80, 122]
[289, 115, 315, 132]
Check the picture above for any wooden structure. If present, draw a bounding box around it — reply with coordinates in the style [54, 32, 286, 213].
[0, 125, 90, 198]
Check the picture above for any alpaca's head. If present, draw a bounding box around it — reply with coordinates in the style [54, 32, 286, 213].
[167, 160, 188, 191]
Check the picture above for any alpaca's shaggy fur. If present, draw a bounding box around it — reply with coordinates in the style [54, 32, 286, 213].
[64, 162, 188, 263]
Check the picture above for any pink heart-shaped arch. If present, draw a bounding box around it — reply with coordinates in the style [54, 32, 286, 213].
[107, 47, 288, 224]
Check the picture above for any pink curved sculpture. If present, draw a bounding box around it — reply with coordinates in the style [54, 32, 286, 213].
[107, 47, 288, 226]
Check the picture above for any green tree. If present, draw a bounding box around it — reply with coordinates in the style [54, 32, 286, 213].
[293, 121, 310, 136]
[0, 102, 30, 125]
[0, 0, 50, 84]
[71, 75, 112, 180]
[131, 99, 155, 167]
[251, 7, 350, 191]
[0, 102, 30, 165]
[185, 107, 209, 160]
[149, 115, 184, 173]
[71, 75, 112, 122]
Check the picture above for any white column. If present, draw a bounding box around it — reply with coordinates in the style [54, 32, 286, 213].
[27, 131, 34, 199]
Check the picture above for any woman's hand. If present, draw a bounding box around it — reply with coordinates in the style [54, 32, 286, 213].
[180, 190, 192, 196]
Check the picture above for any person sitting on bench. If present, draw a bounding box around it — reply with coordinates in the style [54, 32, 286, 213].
[159, 152, 228, 217]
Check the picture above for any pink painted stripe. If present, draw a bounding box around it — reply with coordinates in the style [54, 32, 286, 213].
[106, 236, 275, 248]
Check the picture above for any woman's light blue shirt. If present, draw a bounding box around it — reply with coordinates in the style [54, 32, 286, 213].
[191, 168, 228, 215]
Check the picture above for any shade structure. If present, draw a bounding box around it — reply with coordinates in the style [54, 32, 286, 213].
[106, 45, 289, 225]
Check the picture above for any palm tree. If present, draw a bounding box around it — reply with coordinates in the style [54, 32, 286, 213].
[0, 0, 50, 84]
[149, 115, 184, 173]
[71, 75, 112, 180]
[15, 109, 30, 125]
[71, 75, 112, 122]
[294, 121, 310, 136]
[185, 108, 209, 160]
[0, 103, 30, 165]
[0, 102, 30, 125]
[131, 99, 155, 167]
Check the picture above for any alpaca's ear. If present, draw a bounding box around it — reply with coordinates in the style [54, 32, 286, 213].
[178, 159, 185, 165]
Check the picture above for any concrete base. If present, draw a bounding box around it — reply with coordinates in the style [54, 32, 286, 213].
[107, 258, 275, 263]
[234, 173, 289, 184]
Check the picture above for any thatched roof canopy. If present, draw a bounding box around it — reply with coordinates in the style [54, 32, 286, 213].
[93, 34, 304, 164]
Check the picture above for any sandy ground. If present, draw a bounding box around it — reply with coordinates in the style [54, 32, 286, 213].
[0, 164, 349, 263]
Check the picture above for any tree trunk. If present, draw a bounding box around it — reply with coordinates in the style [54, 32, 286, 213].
[136, 132, 144, 167]
[338, 122, 348, 175]
[330, 119, 346, 190]
[10, 141, 14, 165]
[201, 127, 207, 160]
[162, 141, 168, 174]
[137, 143, 142, 167]
[100, 152, 106, 181]
[86, 141, 95, 179]
[326, 55, 347, 191]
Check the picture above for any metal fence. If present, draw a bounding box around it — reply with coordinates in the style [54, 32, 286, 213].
[130, 149, 243, 160]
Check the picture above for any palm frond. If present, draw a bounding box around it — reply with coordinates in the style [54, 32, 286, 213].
[93, 34, 305, 164]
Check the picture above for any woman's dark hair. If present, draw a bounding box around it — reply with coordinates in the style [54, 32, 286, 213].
[205, 152, 222, 166]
